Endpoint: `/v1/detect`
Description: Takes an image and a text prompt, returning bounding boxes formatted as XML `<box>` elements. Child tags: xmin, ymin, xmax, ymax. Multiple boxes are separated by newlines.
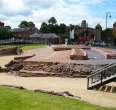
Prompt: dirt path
<box><xmin>0</xmin><ymin>55</ymin><xmax>17</xmax><ymax>68</ymax></box>
<box><xmin>0</xmin><ymin>73</ymin><xmax>116</xmax><ymax>108</ymax></box>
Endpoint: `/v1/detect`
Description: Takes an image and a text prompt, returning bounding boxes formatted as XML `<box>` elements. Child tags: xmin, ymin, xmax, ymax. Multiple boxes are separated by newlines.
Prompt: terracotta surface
<box><xmin>22</xmin><ymin>47</ymin><xmax>87</xmax><ymax>63</ymax></box>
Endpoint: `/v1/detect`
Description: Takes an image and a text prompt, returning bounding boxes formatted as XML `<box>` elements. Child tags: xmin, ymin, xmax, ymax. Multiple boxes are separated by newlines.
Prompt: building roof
<box><xmin>11</xmin><ymin>27</ymin><xmax>39</xmax><ymax>33</ymax></box>
<box><xmin>95</xmin><ymin>24</ymin><xmax>102</xmax><ymax>29</ymax></box>
<box><xmin>30</xmin><ymin>33</ymin><xmax>59</xmax><ymax>39</ymax></box>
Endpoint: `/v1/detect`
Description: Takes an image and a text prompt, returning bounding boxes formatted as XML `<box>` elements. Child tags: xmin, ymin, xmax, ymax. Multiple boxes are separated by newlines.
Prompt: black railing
<box><xmin>87</xmin><ymin>63</ymin><xmax>116</xmax><ymax>89</ymax></box>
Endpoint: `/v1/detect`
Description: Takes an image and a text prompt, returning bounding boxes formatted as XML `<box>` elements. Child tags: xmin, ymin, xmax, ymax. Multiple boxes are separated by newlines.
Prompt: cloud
<box><xmin>0</xmin><ymin>0</ymin><xmax>115</xmax><ymax>29</ymax></box>
<box><xmin>0</xmin><ymin>0</ymin><xmax>31</xmax><ymax>17</ymax></box>
<box><xmin>24</xmin><ymin>0</ymin><xmax>58</xmax><ymax>9</ymax></box>
<box><xmin>64</xmin><ymin>0</ymin><xmax>106</xmax><ymax>5</ymax></box>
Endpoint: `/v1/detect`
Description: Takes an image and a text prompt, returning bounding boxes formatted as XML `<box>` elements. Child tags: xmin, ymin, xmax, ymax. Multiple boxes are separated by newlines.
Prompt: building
<box><xmin>11</xmin><ymin>27</ymin><xmax>39</xmax><ymax>39</ymax></box>
<box><xmin>11</xmin><ymin>27</ymin><xmax>59</xmax><ymax>44</ymax></box>
<box><xmin>29</xmin><ymin>33</ymin><xmax>60</xmax><ymax>44</ymax></box>
<box><xmin>74</xmin><ymin>20</ymin><xmax>102</xmax><ymax>44</ymax></box>
<box><xmin>81</xmin><ymin>20</ymin><xmax>88</xmax><ymax>28</ymax></box>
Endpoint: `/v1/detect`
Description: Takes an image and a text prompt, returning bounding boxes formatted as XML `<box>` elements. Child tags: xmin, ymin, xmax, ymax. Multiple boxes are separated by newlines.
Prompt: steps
<box><xmin>87</xmin><ymin>63</ymin><xmax>116</xmax><ymax>89</ymax></box>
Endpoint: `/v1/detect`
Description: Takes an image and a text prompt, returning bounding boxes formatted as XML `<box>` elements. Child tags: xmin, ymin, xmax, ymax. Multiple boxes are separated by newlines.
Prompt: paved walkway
<box><xmin>85</xmin><ymin>49</ymin><xmax>105</xmax><ymax>59</ymax></box>
<box><xmin>72</xmin><ymin>49</ymin><xmax>116</xmax><ymax>65</ymax></box>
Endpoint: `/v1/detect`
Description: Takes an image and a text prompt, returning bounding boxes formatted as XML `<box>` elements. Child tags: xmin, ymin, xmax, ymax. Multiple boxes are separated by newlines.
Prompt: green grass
<box><xmin>0</xmin><ymin>86</ymin><xmax>115</xmax><ymax>110</ymax></box>
<box><xmin>0</xmin><ymin>44</ymin><xmax>46</xmax><ymax>51</ymax></box>
<box><xmin>21</xmin><ymin>44</ymin><xmax>46</xmax><ymax>51</ymax></box>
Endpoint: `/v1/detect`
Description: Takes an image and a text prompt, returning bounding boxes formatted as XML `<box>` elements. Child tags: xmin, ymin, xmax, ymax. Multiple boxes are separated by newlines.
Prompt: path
<box><xmin>85</xmin><ymin>49</ymin><xmax>105</xmax><ymax>59</ymax></box>
<box><xmin>0</xmin><ymin>55</ymin><xmax>116</xmax><ymax>107</ymax></box>
<box><xmin>0</xmin><ymin>55</ymin><xmax>16</xmax><ymax>68</ymax></box>
<box><xmin>0</xmin><ymin>73</ymin><xmax>116</xmax><ymax>108</ymax></box>
<box><xmin>72</xmin><ymin>49</ymin><xmax>116</xmax><ymax>65</ymax></box>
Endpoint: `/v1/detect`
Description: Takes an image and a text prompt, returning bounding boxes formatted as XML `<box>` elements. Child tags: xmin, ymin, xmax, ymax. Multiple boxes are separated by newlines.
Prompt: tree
<box><xmin>18</xmin><ymin>21</ymin><xmax>35</xmax><ymax>28</ymax></box>
<box><xmin>18</xmin><ymin>21</ymin><xmax>28</xmax><ymax>28</ymax></box>
<box><xmin>0</xmin><ymin>28</ymin><xmax>12</xmax><ymax>40</ymax></box>
<box><xmin>5</xmin><ymin>26</ymin><xmax>11</xmax><ymax>30</ymax></box>
<box><xmin>59</xmin><ymin>23</ymin><xmax>67</xmax><ymax>34</ymax></box>
<box><xmin>28</xmin><ymin>21</ymin><xmax>35</xmax><ymax>28</ymax></box>
<box><xmin>40</xmin><ymin>22</ymin><xmax>49</xmax><ymax>33</ymax></box>
<box><xmin>102</xmin><ymin>29</ymin><xmax>115</xmax><ymax>44</ymax></box>
<box><xmin>48</xmin><ymin>17</ymin><xmax>57</xmax><ymax>25</ymax></box>
<box><xmin>40</xmin><ymin>17</ymin><xmax>69</xmax><ymax>42</ymax></box>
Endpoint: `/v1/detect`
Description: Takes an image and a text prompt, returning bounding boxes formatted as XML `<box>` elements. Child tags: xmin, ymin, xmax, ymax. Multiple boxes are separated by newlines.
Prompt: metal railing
<box><xmin>87</xmin><ymin>63</ymin><xmax>116</xmax><ymax>89</ymax></box>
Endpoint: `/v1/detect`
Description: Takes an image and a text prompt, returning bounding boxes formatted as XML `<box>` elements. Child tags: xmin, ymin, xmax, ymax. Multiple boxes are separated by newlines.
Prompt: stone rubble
<box><xmin>5</xmin><ymin>57</ymin><xmax>105</xmax><ymax>77</ymax></box>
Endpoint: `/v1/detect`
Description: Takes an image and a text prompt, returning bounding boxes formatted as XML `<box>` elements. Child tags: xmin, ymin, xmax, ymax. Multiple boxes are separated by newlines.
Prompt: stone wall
<box><xmin>92</xmin><ymin>47</ymin><xmax>116</xmax><ymax>59</ymax></box>
<box><xmin>0</xmin><ymin>47</ymin><xmax>22</xmax><ymax>56</ymax></box>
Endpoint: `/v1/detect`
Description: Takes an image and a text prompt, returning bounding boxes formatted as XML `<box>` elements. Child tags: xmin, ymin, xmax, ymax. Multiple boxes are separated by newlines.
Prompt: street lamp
<box><xmin>106</xmin><ymin>12</ymin><xmax>111</xmax><ymax>29</ymax></box>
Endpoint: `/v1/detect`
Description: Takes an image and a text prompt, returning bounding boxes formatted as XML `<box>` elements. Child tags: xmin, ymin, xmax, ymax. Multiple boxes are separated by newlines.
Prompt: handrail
<box><xmin>87</xmin><ymin>63</ymin><xmax>116</xmax><ymax>78</ymax></box>
<box><xmin>87</xmin><ymin>63</ymin><xmax>116</xmax><ymax>89</ymax></box>
<box><xmin>91</xmin><ymin>63</ymin><xmax>114</xmax><ymax>74</ymax></box>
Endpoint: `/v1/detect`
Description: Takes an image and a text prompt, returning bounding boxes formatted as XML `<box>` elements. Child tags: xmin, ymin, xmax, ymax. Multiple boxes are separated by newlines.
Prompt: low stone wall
<box><xmin>52</xmin><ymin>45</ymin><xmax>91</xmax><ymax>50</ymax></box>
<box><xmin>5</xmin><ymin>50</ymin><xmax>103</xmax><ymax>78</ymax></box>
<box><xmin>52</xmin><ymin>46</ymin><xmax>71</xmax><ymax>51</ymax></box>
<box><xmin>6</xmin><ymin>59</ymin><xmax>103</xmax><ymax>78</ymax></box>
<box><xmin>92</xmin><ymin>48</ymin><xmax>116</xmax><ymax>59</ymax></box>
<box><xmin>0</xmin><ymin>47</ymin><xmax>22</xmax><ymax>56</ymax></box>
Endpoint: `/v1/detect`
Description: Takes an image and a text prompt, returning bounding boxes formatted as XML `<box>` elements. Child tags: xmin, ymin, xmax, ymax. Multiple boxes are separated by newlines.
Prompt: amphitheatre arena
<box><xmin>0</xmin><ymin>45</ymin><xmax>116</xmax><ymax>108</ymax></box>
<box><xmin>5</xmin><ymin>45</ymin><xmax>116</xmax><ymax>77</ymax></box>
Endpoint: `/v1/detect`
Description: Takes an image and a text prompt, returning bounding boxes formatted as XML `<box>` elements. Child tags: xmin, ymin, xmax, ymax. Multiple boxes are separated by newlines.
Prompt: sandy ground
<box><xmin>0</xmin><ymin>56</ymin><xmax>116</xmax><ymax>108</ymax></box>
<box><xmin>0</xmin><ymin>73</ymin><xmax>116</xmax><ymax>108</ymax></box>
<box><xmin>0</xmin><ymin>55</ymin><xmax>17</xmax><ymax>68</ymax></box>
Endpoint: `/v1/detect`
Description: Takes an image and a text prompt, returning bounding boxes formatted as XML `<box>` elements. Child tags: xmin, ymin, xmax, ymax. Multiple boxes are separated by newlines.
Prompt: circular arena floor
<box><xmin>21</xmin><ymin>46</ymin><xmax>116</xmax><ymax>65</ymax></box>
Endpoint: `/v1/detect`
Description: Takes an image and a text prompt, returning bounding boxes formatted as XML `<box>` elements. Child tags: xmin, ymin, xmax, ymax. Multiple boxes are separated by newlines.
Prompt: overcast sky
<box><xmin>0</xmin><ymin>0</ymin><xmax>116</xmax><ymax>29</ymax></box>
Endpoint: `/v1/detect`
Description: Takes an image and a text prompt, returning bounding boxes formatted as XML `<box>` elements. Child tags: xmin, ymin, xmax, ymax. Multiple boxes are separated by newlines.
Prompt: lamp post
<box><xmin>106</xmin><ymin>12</ymin><xmax>111</xmax><ymax>29</ymax></box>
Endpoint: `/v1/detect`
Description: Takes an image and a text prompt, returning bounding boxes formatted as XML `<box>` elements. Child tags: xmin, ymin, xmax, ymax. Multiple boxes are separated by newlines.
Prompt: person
<box><xmin>70</xmin><ymin>27</ymin><xmax>75</xmax><ymax>44</ymax></box>
<box><xmin>65</xmin><ymin>38</ymin><xmax>68</xmax><ymax>45</ymax></box>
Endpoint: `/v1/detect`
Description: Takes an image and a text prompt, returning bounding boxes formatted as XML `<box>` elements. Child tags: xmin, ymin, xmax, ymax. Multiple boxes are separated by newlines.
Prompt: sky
<box><xmin>0</xmin><ymin>0</ymin><xmax>116</xmax><ymax>29</ymax></box>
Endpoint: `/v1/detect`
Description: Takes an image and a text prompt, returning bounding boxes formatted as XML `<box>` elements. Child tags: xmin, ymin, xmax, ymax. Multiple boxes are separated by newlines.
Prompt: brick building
<box><xmin>11</xmin><ymin>27</ymin><xmax>39</xmax><ymax>39</ymax></box>
<box><xmin>74</xmin><ymin>20</ymin><xmax>102</xmax><ymax>44</ymax></box>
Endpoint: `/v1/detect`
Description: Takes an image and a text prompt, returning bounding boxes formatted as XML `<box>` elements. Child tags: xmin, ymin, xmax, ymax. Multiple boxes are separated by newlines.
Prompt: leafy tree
<box><xmin>70</xmin><ymin>24</ymin><xmax>75</xmax><ymax>31</ymax></box>
<box><xmin>0</xmin><ymin>28</ymin><xmax>12</xmax><ymax>40</ymax></box>
<box><xmin>48</xmin><ymin>17</ymin><xmax>57</xmax><ymax>25</ymax></box>
<box><xmin>102</xmin><ymin>29</ymin><xmax>115</xmax><ymax>43</ymax></box>
<box><xmin>18</xmin><ymin>21</ymin><xmax>35</xmax><ymax>28</ymax></box>
<box><xmin>18</xmin><ymin>21</ymin><xmax>28</xmax><ymax>28</ymax></box>
<box><xmin>40</xmin><ymin>22</ymin><xmax>49</xmax><ymax>33</ymax></box>
<box><xmin>40</xmin><ymin>17</ymin><xmax>69</xmax><ymax>42</ymax></box>
<box><xmin>28</xmin><ymin>21</ymin><xmax>35</xmax><ymax>28</ymax></box>
<box><xmin>4</xmin><ymin>26</ymin><xmax>11</xmax><ymax>30</ymax></box>
<box><xmin>59</xmin><ymin>23</ymin><xmax>67</xmax><ymax>34</ymax></box>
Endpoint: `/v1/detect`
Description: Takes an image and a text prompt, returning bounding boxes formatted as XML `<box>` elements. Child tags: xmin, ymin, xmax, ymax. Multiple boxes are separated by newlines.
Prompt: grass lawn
<box><xmin>0</xmin><ymin>86</ymin><xmax>115</xmax><ymax>110</ymax></box>
<box><xmin>0</xmin><ymin>44</ymin><xmax>46</xmax><ymax>51</ymax></box>
<box><xmin>21</xmin><ymin>44</ymin><xmax>46</xmax><ymax>51</ymax></box>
